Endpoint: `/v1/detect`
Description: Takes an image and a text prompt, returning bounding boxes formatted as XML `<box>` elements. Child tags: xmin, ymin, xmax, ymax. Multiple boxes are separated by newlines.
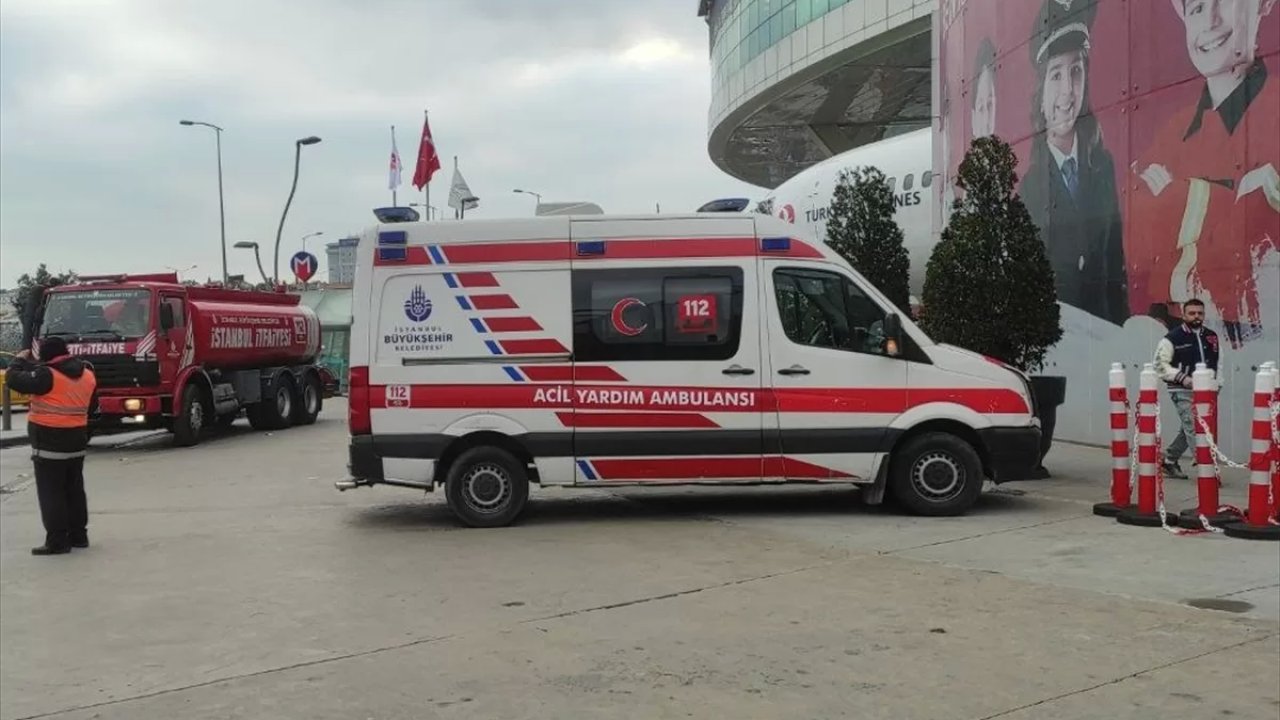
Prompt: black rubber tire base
<box><xmin>1175</xmin><ymin>508</ymin><xmax>1242</xmax><ymax>530</ymax></box>
<box><xmin>1221</xmin><ymin>522</ymin><xmax>1280</xmax><ymax>541</ymax></box>
<box><xmin>1116</xmin><ymin>508</ymin><xmax>1172</xmax><ymax>527</ymax></box>
<box><xmin>1092</xmin><ymin>502</ymin><xmax>1128</xmax><ymax>517</ymax></box>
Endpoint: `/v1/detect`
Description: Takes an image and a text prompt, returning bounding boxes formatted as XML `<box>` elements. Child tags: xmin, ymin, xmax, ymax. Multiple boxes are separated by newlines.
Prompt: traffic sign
<box><xmin>291</xmin><ymin>251</ymin><xmax>318</xmax><ymax>283</ymax></box>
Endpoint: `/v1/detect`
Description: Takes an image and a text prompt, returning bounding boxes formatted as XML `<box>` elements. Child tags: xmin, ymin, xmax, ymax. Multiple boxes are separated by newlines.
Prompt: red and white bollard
<box><xmin>1223</xmin><ymin>366</ymin><xmax>1280</xmax><ymax>541</ymax></box>
<box><xmin>1118</xmin><ymin>364</ymin><xmax>1167</xmax><ymax>527</ymax></box>
<box><xmin>1267</xmin><ymin>363</ymin><xmax>1279</xmax><ymax>523</ymax></box>
<box><xmin>1177</xmin><ymin>363</ymin><xmax>1236</xmax><ymax>528</ymax></box>
<box><xmin>1094</xmin><ymin>362</ymin><xmax>1132</xmax><ymax>517</ymax></box>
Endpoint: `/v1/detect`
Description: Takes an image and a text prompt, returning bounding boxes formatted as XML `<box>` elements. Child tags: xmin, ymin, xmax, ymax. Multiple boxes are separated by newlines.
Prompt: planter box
<box><xmin>1026</xmin><ymin>375</ymin><xmax>1067</xmax><ymax>479</ymax></box>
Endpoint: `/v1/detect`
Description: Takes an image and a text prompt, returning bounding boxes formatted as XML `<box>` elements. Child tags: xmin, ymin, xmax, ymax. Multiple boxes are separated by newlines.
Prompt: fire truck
<box><xmin>24</xmin><ymin>272</ymin><xmax>331</xmax><ymax>446</ymax></box>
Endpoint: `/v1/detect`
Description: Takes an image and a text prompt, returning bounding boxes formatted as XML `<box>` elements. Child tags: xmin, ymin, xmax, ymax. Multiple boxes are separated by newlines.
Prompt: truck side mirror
<box><xmin>160</xmin><ymin>304</ymin><xmax>175</xmax><ymax>331</ymax></box>
<box><xmin>883</xmin><ymin>313</ymin><xmax>903</xmax><ymax>357</ymax></box>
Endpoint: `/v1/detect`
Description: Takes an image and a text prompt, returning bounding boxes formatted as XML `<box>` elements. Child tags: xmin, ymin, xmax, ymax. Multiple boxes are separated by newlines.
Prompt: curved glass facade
<box><xmin>707</xmin><ymin>0</ymin><xmax>853</xmax><ymax>84</ymax></box>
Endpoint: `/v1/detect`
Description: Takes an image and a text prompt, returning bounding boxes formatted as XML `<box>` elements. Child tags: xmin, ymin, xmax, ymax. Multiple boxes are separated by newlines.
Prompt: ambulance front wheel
<box><xmin>444</xmin><ymin>447</ymin><xmax>529</xmax><ymax>528</ymax></box>
<box><xmin>889</xmin><ymin>432</ymin><xmax>983</xmax><ymax>516</ymax></box>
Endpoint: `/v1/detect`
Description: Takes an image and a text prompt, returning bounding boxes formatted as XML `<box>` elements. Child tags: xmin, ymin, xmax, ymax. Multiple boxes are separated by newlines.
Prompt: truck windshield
<box><xmin>41</xmin><ymin>289</ymin><xmax>152</xmax><ymax>339</ymax></box>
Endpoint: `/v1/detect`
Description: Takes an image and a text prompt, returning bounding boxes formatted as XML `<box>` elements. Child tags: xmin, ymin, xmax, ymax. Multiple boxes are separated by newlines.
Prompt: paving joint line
<box><xmin>1218</xmin><ymin>582</ymin><xmax>1280</xmax><ymax>599</ymax></box>
<box><xmin>879</xmin><ymin>513</ymin><xmax>1089</xmax><ymax>555</ymax></box>
<box><xmin>972</xmin><ymin>632</ymin><xmax>1279</xmax><ymax>720</ymax></box>
<box><xmin>523</xmin><ymin>562</ymin><xmax>833</xmax><ymax>624</ymax></box>
<box><xmin>11</xmin><ymin>633</ymin><xmax>456</xmax><ymax>720</ymax></box>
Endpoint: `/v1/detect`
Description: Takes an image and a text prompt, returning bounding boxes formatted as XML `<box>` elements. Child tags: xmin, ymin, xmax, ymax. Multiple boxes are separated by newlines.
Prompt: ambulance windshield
<box><xmin>42</xmin><ymin>289</ymin><xmax>152</xmax><ymax>339</ymax></box>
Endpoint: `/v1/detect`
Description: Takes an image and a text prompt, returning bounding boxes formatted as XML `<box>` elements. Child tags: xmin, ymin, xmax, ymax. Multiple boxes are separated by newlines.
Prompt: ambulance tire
<box><xmin>889</xmin><ymin>433</ymin><xmax>983</xmax><ymax>516</ymax></box>
<box><xmin>444</xmin><ymin>447</ymin><xmax>529</xmax><ymax>528</ymax></box>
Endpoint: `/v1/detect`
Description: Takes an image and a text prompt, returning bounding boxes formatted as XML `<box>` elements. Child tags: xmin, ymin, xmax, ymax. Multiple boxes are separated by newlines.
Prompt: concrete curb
<box><xmin>0</xmin><ymin>434</ymin><xmax>30</xmax><ymax>450</ymax></box>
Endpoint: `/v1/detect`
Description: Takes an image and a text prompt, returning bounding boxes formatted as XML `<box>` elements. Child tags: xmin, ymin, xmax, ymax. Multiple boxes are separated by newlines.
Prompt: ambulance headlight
<box><xmin>123</xmin><ymin>398</ymin><xmax>143</xmax><ymax>412</ymax></box>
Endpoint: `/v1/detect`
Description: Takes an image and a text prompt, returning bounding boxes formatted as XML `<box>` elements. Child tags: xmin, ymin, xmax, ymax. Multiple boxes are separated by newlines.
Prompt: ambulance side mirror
<box><xmin>160</xmin><ymin>304</ymin><xmax>175</xmax><ymax>331</ymax></box>
<box><xmin>882</xmin><ymin>313</ymin><xmax>903</xmax><ymax>357</ymax></box>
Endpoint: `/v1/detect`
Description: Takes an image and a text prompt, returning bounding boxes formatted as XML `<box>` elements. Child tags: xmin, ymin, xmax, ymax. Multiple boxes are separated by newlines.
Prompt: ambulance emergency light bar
<box><xmin>373</xmin><ymin>206</ymin><xmax>420</xmax><ymax>224</ymax></box>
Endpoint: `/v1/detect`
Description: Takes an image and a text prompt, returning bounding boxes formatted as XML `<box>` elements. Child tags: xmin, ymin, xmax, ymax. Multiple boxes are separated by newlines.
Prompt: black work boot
<box><xmin>70</xmin><ymin>534</ymin><xmax>89</xmax><ymax>549</ymax></box>
<box><xmin>31</xmin><ymin>545</ymin><xmax>71</xmax><ymax>556</ymax></box>
<box><xmin>1161</xmin><ymin>460</ymin><xmax>1187</xmax><ymax>479</ymax></box>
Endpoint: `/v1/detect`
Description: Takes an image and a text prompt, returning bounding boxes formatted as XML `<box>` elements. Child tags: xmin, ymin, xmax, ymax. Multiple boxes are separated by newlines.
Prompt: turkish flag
<box><xmin>412</xmin><ymin>113</ymin><xmax>441</xmax><ymax>190</ymax></box>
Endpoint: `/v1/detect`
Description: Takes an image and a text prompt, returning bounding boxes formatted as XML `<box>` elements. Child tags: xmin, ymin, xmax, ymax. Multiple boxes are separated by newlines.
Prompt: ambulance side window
<box><xmin>572</xmin><ymin>266</ymin><xmax>744</xmax><ymax>362</ymax></box>
<box><xmin>773</xmin><ymin>268</ymin><xmax>891</xmax><ymax>357</ymax></box>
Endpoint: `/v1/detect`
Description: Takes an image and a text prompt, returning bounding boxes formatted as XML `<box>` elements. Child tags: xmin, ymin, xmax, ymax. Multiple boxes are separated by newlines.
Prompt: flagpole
<box><xmin>430</xmin><ymin>108</ymin><xmax>435</xmax><ymax>219</ymax></box>
<box><xmin>454</xmin><ymin>155</ymin><xmax>461</xmax><ymax>219</ymax></box>
<box><xmin>390</xmin><ymin>125</ymin><xmax>398</xmax><ymax>206</ymax></box>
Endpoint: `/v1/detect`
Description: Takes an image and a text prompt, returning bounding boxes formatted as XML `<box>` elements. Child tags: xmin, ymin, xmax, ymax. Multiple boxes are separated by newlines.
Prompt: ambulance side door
<box><xmin>568</xmin><ymin>218</ymin><xmax>765</xmax><ymax>484</ymax></box>
<box><xmin>761</xmin><ymin>261</ymin><xmax>908</xmax><ymax>481</ymax></box>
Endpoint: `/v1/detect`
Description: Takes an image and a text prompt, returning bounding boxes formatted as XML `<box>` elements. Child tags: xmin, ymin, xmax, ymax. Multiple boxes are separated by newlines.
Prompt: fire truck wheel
<box><xmin>444</xmin><ymin>447</ymin><xmax>529</xmax><ymax>528</ymax></box>
<box><xmin>888</xmin><ymin>432</ymin><xmax>983</xmax><ymax>516</ymax></box>
<box><xmin>172</xmin><ymin>385</ymin><xmax>208</xmax><ymax>447</ymax></box>
<box><xmin>292</xmin><ymin>373</ymin><xmax>323</xmax><ymax>426</ymax></box>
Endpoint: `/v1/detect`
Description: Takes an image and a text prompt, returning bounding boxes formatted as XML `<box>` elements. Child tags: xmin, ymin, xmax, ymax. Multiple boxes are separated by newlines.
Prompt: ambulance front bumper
<box><xmin>977</xmin><ymin>426</ymin><xmax>1042</xmax><ymax>483</ymax></box>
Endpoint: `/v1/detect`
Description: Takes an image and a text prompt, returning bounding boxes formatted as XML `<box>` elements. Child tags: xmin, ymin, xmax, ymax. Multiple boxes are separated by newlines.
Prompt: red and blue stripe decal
<box><xmin>374</xmin><ymin>237</ymin><xmax>825</xmax><ymax>266</ymax></box>
<box><xmin>575</xmin><ymin>457</ymin><xmax>854</xmax><ymax>481</ymax></box>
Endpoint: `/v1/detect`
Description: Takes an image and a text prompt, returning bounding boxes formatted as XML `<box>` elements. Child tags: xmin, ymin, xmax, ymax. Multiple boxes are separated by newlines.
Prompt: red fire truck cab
<box><xmin>30</xmin><ymin>272</ymin><xmax>331</xmax><ymax>446</ymax></box>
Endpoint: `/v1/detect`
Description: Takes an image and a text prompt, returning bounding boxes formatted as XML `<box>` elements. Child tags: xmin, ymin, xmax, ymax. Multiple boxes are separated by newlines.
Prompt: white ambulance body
<box><xmin>341</xmin><ymin>213</ymin><xmax>1041</xmax><ymax>527</ymax></box>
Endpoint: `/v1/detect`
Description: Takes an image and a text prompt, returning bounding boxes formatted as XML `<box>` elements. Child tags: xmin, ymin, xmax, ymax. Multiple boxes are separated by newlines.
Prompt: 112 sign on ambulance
<box><xmin>339</xmin><ymin>213</ymin><xmax>1042</xmax><ymax>527</ymax></box>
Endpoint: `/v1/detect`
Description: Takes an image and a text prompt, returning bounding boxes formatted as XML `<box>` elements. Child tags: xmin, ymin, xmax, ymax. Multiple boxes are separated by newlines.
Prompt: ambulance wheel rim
<box><xmin>911</xmin><ymin>451</ymin><xmax>964</xmax><ymax>501</ymax></box>
<box><xmin>462</xmin><ymin>463</ymin><xmax>511</xmax><ymax>513</ymax></box>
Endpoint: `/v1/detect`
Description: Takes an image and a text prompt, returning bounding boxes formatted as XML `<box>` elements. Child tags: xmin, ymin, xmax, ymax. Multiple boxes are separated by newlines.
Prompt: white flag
<box><xmin>389</xmin><ymin>129</ymin><xmax>402</xmax><ymax>191</ymax></box>
<box><xmin>448</xmin><ymin>166</ymin><xmax>479</xmax><ymax>210</ymax></box>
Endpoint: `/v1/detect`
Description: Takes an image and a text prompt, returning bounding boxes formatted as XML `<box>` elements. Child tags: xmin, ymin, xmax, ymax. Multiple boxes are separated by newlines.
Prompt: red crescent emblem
<box><xmin>610</xmin><ymin>297</ymin><xmax>648</xmax><ymax>337</ymax></box>
<box><xmin>779</xmin><ymin>204</ymin><xmax>795</xmax><ymax>223</ymax></box>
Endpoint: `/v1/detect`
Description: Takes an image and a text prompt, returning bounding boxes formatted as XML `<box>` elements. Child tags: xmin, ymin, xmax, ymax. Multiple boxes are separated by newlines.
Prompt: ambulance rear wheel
<box><xmin>445</xmin><ymin>447</ymin><xmax>529</xmax><ymax>528</ymax></box>
<box><xmin>889</xmin><ymin>433</ymin><xmax>983</xmax><ymax>516</ymax></box>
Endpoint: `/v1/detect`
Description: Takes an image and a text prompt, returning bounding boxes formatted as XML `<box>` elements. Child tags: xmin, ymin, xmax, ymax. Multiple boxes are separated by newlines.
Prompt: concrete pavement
<box><xmin>2</xmin><ymin>400</ymin><xmax>1277</xmax><ymax>719</ymax></box>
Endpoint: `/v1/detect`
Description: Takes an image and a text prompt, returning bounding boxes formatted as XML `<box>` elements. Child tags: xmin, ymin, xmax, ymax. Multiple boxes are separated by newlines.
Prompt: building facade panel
<box><xmin>937</xmin><ymin>0</ymin><xmax>1280</xmax><ymax>453</ymax></box>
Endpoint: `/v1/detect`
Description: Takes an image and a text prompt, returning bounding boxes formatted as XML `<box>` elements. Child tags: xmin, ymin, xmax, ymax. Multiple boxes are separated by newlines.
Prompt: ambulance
<box><xmin>339</xmin><ymin>213</ymin><xmax>1042</xmax><ymax>527</ymax></box>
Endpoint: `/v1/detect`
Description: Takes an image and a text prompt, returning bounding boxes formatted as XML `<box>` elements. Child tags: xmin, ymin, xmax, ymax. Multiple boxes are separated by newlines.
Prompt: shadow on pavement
<box><xmin>344</xmin><ymin>484</ymin><xmax>1043</xmax><ymax>531</ymax></box>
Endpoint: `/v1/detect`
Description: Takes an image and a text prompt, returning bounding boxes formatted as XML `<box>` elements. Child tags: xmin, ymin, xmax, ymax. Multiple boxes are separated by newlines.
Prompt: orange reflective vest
<box><xmin>28</xmin><ymin>367</ymin><xmax>97</xmax><ymax>429</ymax></box>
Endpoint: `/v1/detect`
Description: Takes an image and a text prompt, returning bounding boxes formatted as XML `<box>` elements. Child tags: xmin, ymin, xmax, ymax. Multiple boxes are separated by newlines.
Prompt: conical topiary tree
<box><xmin>921</xmin><ymin>136</ymin><xmax>1062</xmax><ymax>373</ymax></box>
<box><xmin>825</xmin><ymin>166</ymin><xmax>912</xmax><ymax>315</ymax></box>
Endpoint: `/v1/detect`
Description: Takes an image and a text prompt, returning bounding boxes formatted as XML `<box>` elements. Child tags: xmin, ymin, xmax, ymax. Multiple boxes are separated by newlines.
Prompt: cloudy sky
<box><xmin>0</xmin><ymin>0</ymin><xmax>760</xmax><ymax>286</ymax></box>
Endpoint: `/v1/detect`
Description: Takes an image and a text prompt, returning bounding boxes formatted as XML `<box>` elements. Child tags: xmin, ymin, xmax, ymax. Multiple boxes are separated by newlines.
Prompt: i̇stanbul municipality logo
<box><xmin>404</xmin><ymin>285</ymin><xmax>433</xmax><ymax>323</ymax></box>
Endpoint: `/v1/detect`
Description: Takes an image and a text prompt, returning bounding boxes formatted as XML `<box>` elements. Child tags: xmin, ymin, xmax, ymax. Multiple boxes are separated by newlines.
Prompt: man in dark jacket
<box><xmin>1154</xmin><ymin>299</ymin><xmax>1220</xmax><ymax>480</ymax></box>
<box><xmin>6</xmin><ymin>336</ymin><xmax>98</xmax><ymax>555</ymax></box>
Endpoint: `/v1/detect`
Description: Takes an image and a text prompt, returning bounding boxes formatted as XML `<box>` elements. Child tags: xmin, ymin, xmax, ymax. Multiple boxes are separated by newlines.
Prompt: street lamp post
<box><xmin>234</xmin><ymin>241</ymin><xmax>270</xmax><ymax>286</ymax></box>
<box><xmin>301</xmin><ymin>231</ymin><xmax>324</xmax><ymax>253</ymax></box>
<box><xmin>273</xmin><ymin>136</ymin><xmax>322</xmax><ymax>283</ymax></box>
<box><xmin>513</xmin><ymin>188</ymin><xmax>541</xmax><ymax>214</ymax></box>
<box><xmin>180</xmin><ymin>120</ymin><xmax>228</xmax><ymax>284</ymax></box>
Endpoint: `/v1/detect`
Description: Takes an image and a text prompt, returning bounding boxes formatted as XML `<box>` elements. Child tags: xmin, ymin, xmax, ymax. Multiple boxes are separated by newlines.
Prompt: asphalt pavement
<box><xmin>1</xmin><ymin>400</ymin><xmax>1277</xmax><ymax>719</ymax></box>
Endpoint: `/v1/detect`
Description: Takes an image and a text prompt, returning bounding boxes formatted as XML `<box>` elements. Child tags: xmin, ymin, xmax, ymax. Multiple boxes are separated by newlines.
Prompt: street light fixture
<box><xmin>301</xmin><ymin>231</ymin><xmax>324</xmax><ymax>253</ymax></box>
<box><xmin>409</xmin><ymin>202</ymin><xmax>438</xmax><ymax>220</ymax></box>
<box><xmin>233</xmin><ymin>241</ymin><xmax>270</xmax><ymax>286</ymax></box>
<box><xmin>180</xmin><ymin>119</ymin><xmax>228</xmax><ymax>285</ymax></box>
<box><xmin>513</xmin><ymin>188</ymin><xmax>541</xmax><ymax>214</ymax></box>
<box><xmin>273</xmin><ymin>135</ymin><xmax>322</xmax><ymax>283</ymax></box>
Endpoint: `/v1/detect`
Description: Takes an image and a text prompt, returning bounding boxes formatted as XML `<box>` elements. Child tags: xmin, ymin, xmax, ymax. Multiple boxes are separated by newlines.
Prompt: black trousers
<box><xmin>34</xmin><ymin>456</ymin><xmax>88</xmax><ymax>549</ymax></box>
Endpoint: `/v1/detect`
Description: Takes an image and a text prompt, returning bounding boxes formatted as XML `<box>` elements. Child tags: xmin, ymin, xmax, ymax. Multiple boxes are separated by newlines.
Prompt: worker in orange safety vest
<box><xmin>6</xmin><ymin>336</ymin><xmax>98</xmax><ymax>555</ymax></box>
